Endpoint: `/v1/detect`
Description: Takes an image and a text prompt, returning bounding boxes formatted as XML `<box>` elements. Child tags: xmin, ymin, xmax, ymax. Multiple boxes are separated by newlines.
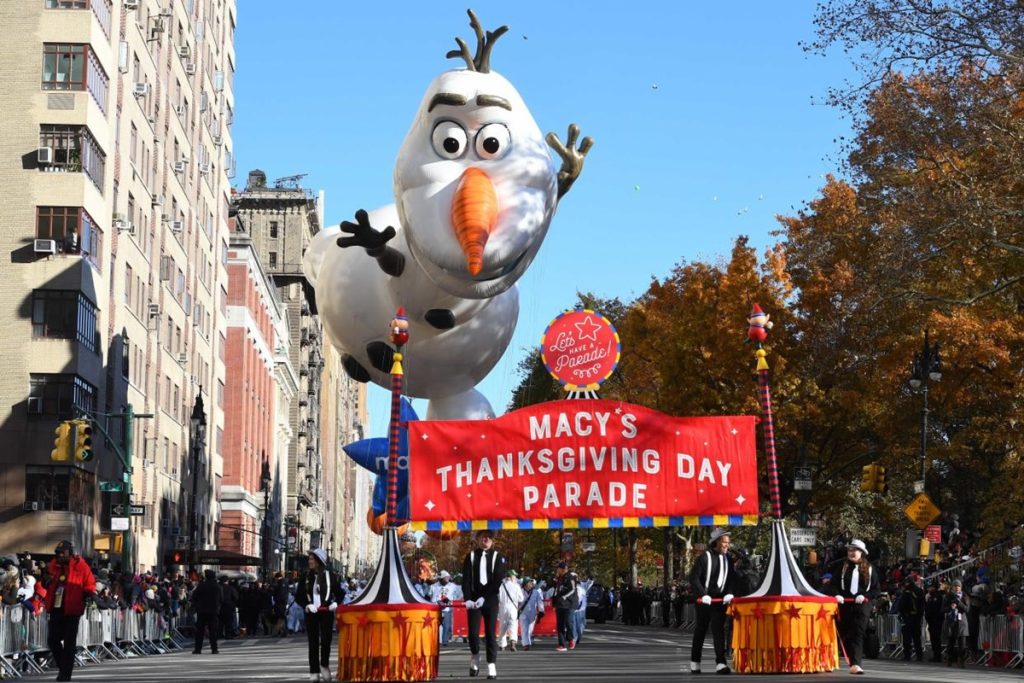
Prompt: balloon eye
<box><xmin>475</xmin><ymin>123</ymin><xmax>510</xmax><ymax>160</ymax></box>
<box><xmin>431</xmin><ymin>122</ymin><xmax>468</xmax><ymax>160</ymax></box>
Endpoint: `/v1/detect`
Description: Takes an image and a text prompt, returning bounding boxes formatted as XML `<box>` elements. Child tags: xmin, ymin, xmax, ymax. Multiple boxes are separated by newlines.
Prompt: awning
<box><xmin>166</xmin><ymin>548</ymin><xmax>263</xmax><ymax>566</ymax></box>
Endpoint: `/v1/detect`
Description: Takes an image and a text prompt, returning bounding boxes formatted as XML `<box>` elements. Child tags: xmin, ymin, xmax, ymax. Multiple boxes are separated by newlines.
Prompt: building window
<box><xmin>29</xmin><ymin>374</ymin><xmax>96</xmax><ymax>418</ymax></box>
<box><xmin>41</xmin><ymin>43</ymin><xmax>108</xmax><ymax>112</ymax></box>
<box><xmin>268</xmin><ymin>251</ymin><xmax>277</xmax><ymax>269</ymax></box>
<box><xmin>39</xmin><ymin>124</ymin><xmax>106</xmax><ymax>190</ymax></box>
<box><xmin>31</xmin><ymin>290</ymin><xmax>98</xmax><ymax>353</ymax></box>
<box><xmin>36</xmin><ymin>206</ymin><xmax>103</xmax><ymax>270</ymax></box>
<box><xmin>269</xmin><ymin>221</ymin><xmax>278</xmax><ymax>239</ymax></box>
<box><xmin>25</xmin><ymin>465</ymin><xmax>95</xmax><ymax>514</ymax></box>
<box><xmin>45</xmin><ymin>0</ymin><xmax>88</xmax><ymax>7</ymax></box>
<box><xmin>121</xmin><ymin>337</ymin><xmax>130</xmax><ymax>380</ymax></box>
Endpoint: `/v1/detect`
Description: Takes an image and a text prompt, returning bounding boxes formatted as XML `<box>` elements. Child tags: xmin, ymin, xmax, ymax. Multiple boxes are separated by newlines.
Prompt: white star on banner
<box><xmin>421</xmin><ymin>433</ymin><xmax>429</xmax><ymax>439</ymax></box>
<box><xmin>424</xmin><ymin>500</ymin><xmax>436</xmax><ymax>511</ymax></box>
<box><xmin>615</xmin><ymin>407</ymin><xmax>622</xmax><ymax>415</ymax></box>
<box><xmin>480</xmin><ymin>434</ymin><xmax>486</xmax><ymax>439</ymax></box>
<box><xmin>736</xmin><ymin>495</ymin><xmax>746</xmax><ymax>505</ymax></box>
<box><xmin>574</xmin><ymin>316</ymin><xmax>602</xmax><ymax>341</ymax></box>
<box><xmin>731</xmin><ymin>428</ymin><xmax>738</xmax><ymax>435</ymax></box>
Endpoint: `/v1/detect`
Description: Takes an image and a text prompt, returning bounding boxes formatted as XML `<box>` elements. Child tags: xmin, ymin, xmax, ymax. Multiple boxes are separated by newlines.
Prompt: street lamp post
<box><xmin>909</xmin><ymin>330</ymin><xmax>942</xmax><ymax>487</ymax></box>
<box><xmin>189</xmin><ymin>392</ymin><xmax>207</xmax><ymax>576</ymax></box>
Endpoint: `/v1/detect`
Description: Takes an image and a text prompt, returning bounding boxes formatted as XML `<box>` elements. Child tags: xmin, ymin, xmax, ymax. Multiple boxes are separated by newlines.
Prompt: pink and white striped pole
<box><xmin>386</xmin><ymin>307</ymin><xmax>409</xmax><ymax>527</ymax></box>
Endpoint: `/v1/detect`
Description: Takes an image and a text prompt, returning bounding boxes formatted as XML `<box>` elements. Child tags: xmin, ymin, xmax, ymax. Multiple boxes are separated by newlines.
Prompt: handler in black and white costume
<box><xmin>833</xmin><ymin>539</ymin><xmax>880</xmax><ymax>675</ymax></box>
<box><xmin>461</xmin><ymin>529</ymin><xmax>508</xmax><ymax>680</ymax></box>
<box><xmin>689</xmin><ymin>527</ymin><xmax>735</xmax><ymax>674</ymax></box>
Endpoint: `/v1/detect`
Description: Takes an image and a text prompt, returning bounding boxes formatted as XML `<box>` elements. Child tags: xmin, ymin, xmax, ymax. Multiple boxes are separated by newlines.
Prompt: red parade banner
<box><xmin>408</xmin><ymin>399</ymin><xmax>759</xmax><ymax>526</ymax></box>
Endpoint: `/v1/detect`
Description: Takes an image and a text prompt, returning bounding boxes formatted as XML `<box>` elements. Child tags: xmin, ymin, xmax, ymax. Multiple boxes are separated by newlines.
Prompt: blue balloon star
<box><xmin>343</xmin><ymin>398</ymin><xmax>418</xmax><ymax>518</ymax></box>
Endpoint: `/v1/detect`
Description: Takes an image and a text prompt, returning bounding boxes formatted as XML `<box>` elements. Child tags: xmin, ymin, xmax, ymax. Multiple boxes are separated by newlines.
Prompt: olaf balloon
<box><xmin>303</xmin><ymin>9</ymin><xmax>592</xmax><ymax>419</ymax></box>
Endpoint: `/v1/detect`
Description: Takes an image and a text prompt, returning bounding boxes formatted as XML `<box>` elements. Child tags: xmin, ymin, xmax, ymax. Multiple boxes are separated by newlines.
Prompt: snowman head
<box><xmin>394</xmin><ymin>12</ymin><xmax>558</xmax><ymax>300</ymax></box>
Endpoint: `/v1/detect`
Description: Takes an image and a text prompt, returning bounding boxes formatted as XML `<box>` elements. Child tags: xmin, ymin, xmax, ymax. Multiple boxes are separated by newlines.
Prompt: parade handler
<box><xmin>689</xmin><ymin>528</ymin><xmax>735</xmax><ymax>674</ymax></box>
<box><xmin>44</xmin><ymin>540</ymin><xmax>95</xmax><ymax>682</ymax></box>
<box><xmin>461</xmin><ymin>529</ymin><xmax>507</xmax><ymax>679</ymax></box>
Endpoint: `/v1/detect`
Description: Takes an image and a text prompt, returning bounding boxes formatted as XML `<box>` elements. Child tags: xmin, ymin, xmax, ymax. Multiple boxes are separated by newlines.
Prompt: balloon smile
<box><xmin>470</xmin><ymin>247</ymin><xmax>529</xmax><ymax>282</ymax></box>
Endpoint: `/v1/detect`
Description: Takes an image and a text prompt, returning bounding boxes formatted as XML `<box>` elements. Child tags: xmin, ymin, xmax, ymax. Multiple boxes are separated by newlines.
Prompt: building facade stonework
<box><xmin>0</xmin><ymin>0</ymin><xmax>236</xmax><ymax>571</ymax></box>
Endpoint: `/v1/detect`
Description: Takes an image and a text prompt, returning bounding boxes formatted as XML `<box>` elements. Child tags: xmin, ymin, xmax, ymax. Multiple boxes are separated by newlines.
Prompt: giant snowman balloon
<box><xmin>303</xmin><ymin>10</ymin><xmax>592</xmax><ymax>420</ymax></box>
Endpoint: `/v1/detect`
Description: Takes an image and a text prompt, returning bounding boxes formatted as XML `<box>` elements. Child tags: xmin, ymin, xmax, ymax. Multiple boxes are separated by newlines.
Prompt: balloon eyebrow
<box><xmin>428</xmin><ymin>92</ymin><xmax>468</xmax><ymax>112</ymax></box>
<box><xmin>476</xmin><ymin>94</ymin><xmax>511</xmax><ymax>110</ymax></box>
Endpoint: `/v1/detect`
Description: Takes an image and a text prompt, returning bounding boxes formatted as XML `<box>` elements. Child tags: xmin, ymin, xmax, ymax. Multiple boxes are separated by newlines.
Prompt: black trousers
<box><xmin>555</xmin><ymin>607</ymin><xmax>574</xmax><ymax>647</ymax></box>
<box><xmin>927</xmin><ymin>619</ymin><xmax>944</xmax><ymax>660</ymax></box>
<box><xmin>194</xmin><ymin>613</ymin><xmax>219</xmax><ymax>653</ymax></box>
<box><xmin>838</xmin><ymin>603</ymin><xmax>871</xmax><ymax>666</ymax></box>
<box><xmin>691</xmin><ymin>603</ymin><xmax>727</xmax><ymax>664</ymax></box>
<box><xmin>467</xmin><ymin>599</ymin><xmax>499</xmax><ymax>664</ymax></box>
<box><xmin>305</xmin><ymin>611</ymin><xmax>334</xmax><ymax>673</ymax></box>
<box><xmin>47</xmin><ymin>610</ymin><xmax>81</xmax><ymax>680</ymax></box>
<box><xmin>901</xmin><ymin>615</ymin><xmax>923</xmax><ymax>659</ymax></box>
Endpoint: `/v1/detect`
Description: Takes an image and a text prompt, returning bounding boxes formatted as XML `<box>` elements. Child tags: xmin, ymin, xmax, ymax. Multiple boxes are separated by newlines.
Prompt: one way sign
<box><xmin>112</xmin><ymin>504</ymin><xmax>146</xmax><ymax>516</ymax></box>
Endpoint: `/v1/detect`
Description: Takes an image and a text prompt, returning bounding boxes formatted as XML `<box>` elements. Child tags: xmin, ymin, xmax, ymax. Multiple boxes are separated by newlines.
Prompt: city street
<box><xmin>20</xmin><ymin>623</ymin><xmax>1024</xmax><ymax>682</ymax></box>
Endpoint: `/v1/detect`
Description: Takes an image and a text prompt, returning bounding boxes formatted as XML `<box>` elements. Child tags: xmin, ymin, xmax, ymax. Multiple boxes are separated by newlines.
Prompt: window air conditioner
<box><xmin>113</xmin><ymin>212</ymin><xmax>127</xmax><ymax>223</ymax></box>
<box><xmin>133</xmin><ymin>82</ymin><xmax>150</xmax><ymax>96</ymax></box>
<box><xmin>177</xmin><ymin>45</ymin><xmax>191</xmax><ymax>59</ymax></box>
<box><xmin>124</xmin><ymin>0</ymin><xmax>138</xmax><ymax>9</ymax></box>
<box><xmin>159</xmin><ymin>7</ymin><xmax>173</xmax><ymax>17</ymax></box>
<box><xmin>152</xmin><ymin>193</ymin><xmax>164</xmax><ymax>206</ymax></box>
<box><xmin>171</xmin><ymin>220</ymin><xmax>183</xmax><ymax>233</ymax></box>
<box><xmin>148</xmin><ymin>303</ymin><xmax>161</xmax><ymax>317</ymax></box>
<box><xmin>174</xmin><ymin>104</ymin><xmax>185</xmax><ymax>116</ymax></box>
<box><xmin>37</xmin><ymin>146</ymin><xmax>53</xmax><ymax>165</ymax></box>
<box><xmin>184</xmin><ymin>63</ymin><xmax>196</xmax><ymax>75</ymax></box>
<box><xmin>173</xmin><ymin>160</ymin><xmax>187</xmax><ymax>173</ymax></box>
<box><xmin>178</xmin><ymin>353</ymin><xmax>188</xmax><ymax>364</ymax></box>
<box><xmin>23</xmin><ymin>501</ymin><xmax>40</xmax><ymax>512</ymax></box>
<box><xmin>33</xmin><ymin>239</ymin><xmax>57</xmax><ymax>254</ymax></box>
<box><xmin>199</xmin><ymin>163</ymin><xmax>210</xmax><ymax>175</ymax></box>
<box><xmin>151</xmin><ymin>18</ymin><xmax>166</xmax><ymax>34</ymax></box>
<box><xmin>123</xmin><ymin>222</ymin><xmax>136</xmax><ymax>236</ymax></box>
<box><xmin>27</xmin><ymin>397</ymin><xmax>44</xmax><ymax>414</ymax></box>
<box><xmin>212</xmin><ymin>135</ymin><xmax>223</xmax><ymax>147</ymax></box>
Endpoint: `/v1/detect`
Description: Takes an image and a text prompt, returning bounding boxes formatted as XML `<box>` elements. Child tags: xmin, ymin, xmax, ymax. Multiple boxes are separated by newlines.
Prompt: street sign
<box><xmin>924</xmin><ymin>524</ymin><xmax>942</xmax><ymax>543</ymax></box>
<box><xmin>904</xmin><ymin>492</ymin><xmax>941</xmax><ymax>529</ymax></box>
<box><xmin>111</xmin><ymin>517</ymin><xmax>129</xmax><ymax>531</ymax></box>
<box><xmin>913</xmin><ymin>480</ymin><xmax>925</xmax><ymax>494</ymax></box>
<box><xmin>789</xmin><ymin>527</ymin><xmax>817</xmax><ymax>547</ymax></box>
<box><xmin>560</xmin><ymin>532</ymin><xmax>574</xmax><ymax>552</ymax></box>
<box><xmin>793</xmin><ymin>466</ymin><xmax>812</xmax><ymax>491</ymax></box>
<box><xmin>99</xmin><ymin>481</ymin><xmax>123</xmax><ymax>493</ymax></box>
<box><xmin>794</xmin><ymin>479</ymin><xmax>812</xmax><ymax>491</ymax></box>
<box><xmin>581</xmin><ymin>542</ymin><xmax>596</xmax><ymax>553</ymax></box>
<box><xmin>112</xmin><ymin>504</ymin><xmax>145</xmax><ymax>516</ymax></box>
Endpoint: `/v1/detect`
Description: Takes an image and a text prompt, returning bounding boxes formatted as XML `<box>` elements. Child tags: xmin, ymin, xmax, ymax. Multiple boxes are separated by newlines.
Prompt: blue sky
<box><xmin>232</xmin><ymin>2</ymin><xmax>855</xmax><ymax>435</ymax></box>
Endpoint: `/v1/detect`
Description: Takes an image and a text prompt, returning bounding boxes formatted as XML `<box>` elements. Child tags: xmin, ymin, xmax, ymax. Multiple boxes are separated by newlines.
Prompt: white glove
<box><xmin>475</xmin><ymin>598</ymin><xmax>485</xmax><ymax>609</ymax></box>
<box><xmin>306</xmin><ymin>604</ymin><xmax>317</xmax><ymax>613</ymax></box>
<box><xmin>835</xmin><ymin>595</ymin><xmax>845</xmax><ymax>605</ymax></box>
<box><xmin>467</xmin><ymin>598</ymin><xmax>480</xmax><ymax>610</ymax></box>
<box><xmin>328</xmin><ymin>602</ymin><xmax>338</xmax><ymax>612</ymax></box>
<box><xmin>700</xmin><ymin>595</ymin><xmax>712</xmax><ymax>606</ymax></box>
<box><xmin>723</xmin><ymin>594</ymin><xmax>734</xmax><ymax>605</ymax></box>
<box><xmin>855</xmin><ymin>595</ymin><xmax>866</xmax><ymax>605</ymax></box>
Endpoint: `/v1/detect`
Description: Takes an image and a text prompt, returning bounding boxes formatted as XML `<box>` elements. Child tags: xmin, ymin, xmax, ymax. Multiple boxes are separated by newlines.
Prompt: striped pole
<box><xmin>755</xmin><ymin>348</ymin><xmax>783</xmax><ymax>519</ymax></box>
<box><xmin>386</xmin><ymin>308</ymin><xmax>409</xmax><ymax>528</ymax></box>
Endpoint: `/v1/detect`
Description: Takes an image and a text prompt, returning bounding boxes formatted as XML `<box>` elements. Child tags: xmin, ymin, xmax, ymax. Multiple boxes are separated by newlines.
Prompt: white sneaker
<box><xmin>849</xmin><ymin>664</ymin><xmax>864</xmax><ymax>674</ymax></box>
<box><xmin>690</xmin><ymin>661</ymin><xmax>701</xmax><ymax>673</ymax></box>
<box><xmin>321</xmin><ymin>665</ymin><xmax>332</xmax><ymax>680</ymax></box>
<box><xmin>487</xmin><ymin>662</ymin><xmax>497</xmax><ymax>679</ymax></box>
<box><xmin>309</xmin><ymin>674</ymin><xmax>319</xmax><ymax>682</ymax></box>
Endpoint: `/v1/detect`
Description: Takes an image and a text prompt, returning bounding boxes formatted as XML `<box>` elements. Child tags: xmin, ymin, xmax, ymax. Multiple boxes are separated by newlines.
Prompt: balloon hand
<box><xmin>546</xmin><ymin>124</ymin><xmax>593</xmax><ymax>199</ymax></box>
<box><xmin>337</xmin><ymin>209</ymin><xmax>396</xmax><ymax>254</ymax></box>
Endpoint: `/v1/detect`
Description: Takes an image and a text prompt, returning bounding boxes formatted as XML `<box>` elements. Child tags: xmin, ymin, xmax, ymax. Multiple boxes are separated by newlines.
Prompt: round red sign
<box><xmin>541</xmin><ymin>309</ymin><xmax>621</xmax><ymax>391</ymax></box>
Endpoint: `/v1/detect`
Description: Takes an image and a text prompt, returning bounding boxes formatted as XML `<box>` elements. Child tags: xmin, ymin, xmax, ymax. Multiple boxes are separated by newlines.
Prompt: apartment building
<box><xmin>0</xmin><ymin>0</ymin><xmax>237</xmax><ymax>571</ymax></box>
<box><xmin>218</xmin><ymin>230</ymin><xmax>296</xmax><ymax>575</ymax></box>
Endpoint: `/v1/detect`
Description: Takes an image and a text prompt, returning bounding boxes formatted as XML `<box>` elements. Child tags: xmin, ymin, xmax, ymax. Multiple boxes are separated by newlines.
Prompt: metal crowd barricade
<box><xmin>681</xmin><ymin>602</ymin><xmax>696</xmax><ymax>630</ymax></box>
<box><xmin>978</xmin><ymin>614</ymin><xmax>1024</xmax><ymax>668</ymax></box>
<box><xmin>874</xmin><ymin>613</ymin><xmax>903</xmax><ymax>658</ymax></box>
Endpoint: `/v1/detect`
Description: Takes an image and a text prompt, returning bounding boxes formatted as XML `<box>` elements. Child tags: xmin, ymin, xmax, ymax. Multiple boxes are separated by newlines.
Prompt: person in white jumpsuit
<box><xmin>518</xmin><ymin>577</ymin><xmax>544</xmax><ymax>650</ymax></box>
<box><xmin>497</xmin><ymin>570</ymin><xmax>525</xmax><ymax>651</ymax></box>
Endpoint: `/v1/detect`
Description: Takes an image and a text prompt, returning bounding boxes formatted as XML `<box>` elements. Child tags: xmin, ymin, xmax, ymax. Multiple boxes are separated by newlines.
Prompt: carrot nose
<box><xmin>451</xmin><ymin>167</ymin><xmax>498</xmax><ymax>276</ymax></box>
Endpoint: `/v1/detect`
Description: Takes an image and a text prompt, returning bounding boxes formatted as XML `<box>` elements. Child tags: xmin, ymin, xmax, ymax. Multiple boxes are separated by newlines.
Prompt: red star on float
<box><xmin>786</xmin><ymin>603</ymin><xmax>802</xmax><ymax>620</ymax></box>
<box><xmin>574</xmin><ymin>315</ymin><xmax>602</xmax><ymax>341</ymax></box>
<box><xmin>392</xmin><ymin>613</ymin><xmax>408</xmax><ymax>627</ymax></box>
<box><xmin>422</xmin><ymin>613</ymin><xmax>435</xmax><ymax>628</ymax></box>
<box><xmin>356</xmin><ymin>613</ymin><xmax>371</xmax><ymax>628</ymax></box>
<box><xmin>816</xmin><ymin>605</ymin><xmax>829</xmax><ymax>621</ymax></box>
<box><xmin>752</xmin><ymin>604</ymin><xmax>765</xmax><ymax>620</ymax></box>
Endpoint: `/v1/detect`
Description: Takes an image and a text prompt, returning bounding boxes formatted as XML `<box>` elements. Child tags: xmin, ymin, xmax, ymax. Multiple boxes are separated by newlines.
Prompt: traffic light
<box><xmin>860</xmin><ymin>464</ymin><xmax>876</xmax><ymax>492</ymax></box>
<box><xmin>51</xmin><ymin>421</ymin><xmax>72</xmax><ymax>461</ymax></box>
<box><xmin>874</xmin><ymin>465</ymin><xmax>887</xmax><ymax>494</ymax></box>
<box><xmin>73</xmin><ymin>420</ymin><xmax>94</xmax><ymax>462</ymax></box>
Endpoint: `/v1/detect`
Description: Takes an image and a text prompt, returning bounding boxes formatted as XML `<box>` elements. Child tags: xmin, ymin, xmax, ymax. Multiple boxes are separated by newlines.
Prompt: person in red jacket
<box><xmin>44</xmin><ymin>540</ymin><xmax>96</xmax><ymax>681</ymax></box>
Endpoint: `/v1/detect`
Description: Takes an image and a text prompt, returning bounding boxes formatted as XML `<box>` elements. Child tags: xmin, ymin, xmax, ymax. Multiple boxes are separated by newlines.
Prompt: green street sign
<box><xmin>99</xmin><ymin>481</ymin><xmax>123</xmax><ymax>493</ymax></box>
